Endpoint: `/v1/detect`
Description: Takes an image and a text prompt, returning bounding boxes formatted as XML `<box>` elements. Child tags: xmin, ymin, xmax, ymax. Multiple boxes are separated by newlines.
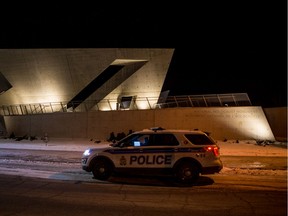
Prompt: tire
<box><xmin>91</xmin><ymin>158</ymin><xmax>113</xmax><ymax>180</ymax></box>
<box><xmin>174</xmin><ymin>161</ymin><xmax>200</xmax><ymax>185</ymax></box>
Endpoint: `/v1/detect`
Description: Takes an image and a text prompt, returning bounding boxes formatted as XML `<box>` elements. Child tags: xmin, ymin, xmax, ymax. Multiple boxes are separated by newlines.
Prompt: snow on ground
<box><xmin>0</xmin><ymin>138</ymin><xmax>286</xmax><ymax>177</ymax></box>
<box><xmin>217</xmin><ymin>139</ymin><xmax>287</xmax><ymax>157</ymax></box>
<box><xmin>0</xmin><ymin>138</ymin><xmax>286</xmax><ymax>157</ymax></box>
<box><xmin>216</xmin><ymin>139</ymin><xmax>287</xmax><ymax>177</ymax></box>
<box><xmin>0</xmin><ymin>138</ymin><xmax>102</xmax><ymax>152</ymax></box>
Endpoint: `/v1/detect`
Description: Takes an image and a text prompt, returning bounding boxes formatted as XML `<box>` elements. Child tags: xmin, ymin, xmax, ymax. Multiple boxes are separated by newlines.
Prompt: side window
<box><xmin>119</xmin><ymin>134</ymin><xmax>150</xmax><ymax>147</ymax></box>
<box><xmin>136</xmin><ymin>134</ymin><xmax>150</xmax><ymax>146</ymax></box>
<box><xmin>117</xmin><ymin>134</ymin><xmax>139</xmax><ymax>147</ymax></box>
<box><xmin>149</xmin><ymin>134</ymin><xmax>179</xmax><ymax>146</ymax></box>
<box><xmin>184</xmin><ymin>134</ymin><xmax>215</xmax><ymax>145</ymax></box>
<box><xmin>117</xmin><ymin>134</ymin><xmax>179</xmax><ymax>147</ymax></box>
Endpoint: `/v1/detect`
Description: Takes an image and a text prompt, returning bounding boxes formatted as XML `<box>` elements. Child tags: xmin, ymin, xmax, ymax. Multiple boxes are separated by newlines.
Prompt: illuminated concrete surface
<box><xmin>0</xmin><ymin>48</ymin><xmax>174</xmax><ymax>109</ymax></box>
<box><xmin>3</xmin><ymin>107</ymin><xmax>275</xmax><ymax>141</ymax></box>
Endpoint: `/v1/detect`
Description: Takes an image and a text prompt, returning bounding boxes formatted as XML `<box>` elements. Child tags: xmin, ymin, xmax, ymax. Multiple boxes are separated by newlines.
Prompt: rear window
<box><xmin>184</xmin><ymin>134</ymin><xmax>215</xmax><ymax>145</ymax></box>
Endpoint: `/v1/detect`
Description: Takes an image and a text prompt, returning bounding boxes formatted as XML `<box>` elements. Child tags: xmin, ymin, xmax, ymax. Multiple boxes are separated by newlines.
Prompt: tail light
<box><xmin>204</xmin><ymin>146</ymin><xmax>220</xmax><ymax>157</ymax></box>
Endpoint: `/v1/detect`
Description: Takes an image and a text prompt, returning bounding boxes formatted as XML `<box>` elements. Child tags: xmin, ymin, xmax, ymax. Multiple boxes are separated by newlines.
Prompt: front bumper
<box><xmin>81</xmin><ymin>158</ymin><xmax>91</xmax><ymax>172</ymax></box>
<box><xmin>82</xmin><ymin>165</ymin><xmax>91</xmax><ymax>172</ymax></box>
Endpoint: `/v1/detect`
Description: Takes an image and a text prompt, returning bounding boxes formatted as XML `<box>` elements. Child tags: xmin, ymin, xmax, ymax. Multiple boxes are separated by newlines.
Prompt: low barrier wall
<box><xmin>263</xmin><ymin>107</ymin><xmax>287</xmax><ymax>141</ymax></box>
<box><xmin>2</xmin><ymin>107</ymin><xmax>276</xmax><ymax>141</ymax></box>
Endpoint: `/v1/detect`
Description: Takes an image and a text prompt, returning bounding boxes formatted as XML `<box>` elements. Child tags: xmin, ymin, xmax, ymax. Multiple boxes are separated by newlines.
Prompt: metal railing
<box><xmin>0</xmin><ymin>93</ymin><xmax>251</xmax><ymax>116</ymax></box>
<box><xmin>155</xmin><ymin>93</ymin><xmax>252</xmax><ymax>108</ymax></box>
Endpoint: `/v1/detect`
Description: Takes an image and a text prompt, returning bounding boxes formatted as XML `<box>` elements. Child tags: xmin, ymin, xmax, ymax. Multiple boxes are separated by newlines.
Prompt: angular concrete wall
<box><xmin>0</xmin><ymin>48</ymin><xmax>174</xmax><ymax>108</ymax></box>
<box><xmin>3</xmin><ymin>107</ymin><xmax>275</xmax><ymax>141</ymax></box>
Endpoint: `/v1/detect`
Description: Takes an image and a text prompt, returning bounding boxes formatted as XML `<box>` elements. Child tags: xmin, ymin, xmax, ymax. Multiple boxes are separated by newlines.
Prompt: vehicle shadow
<box><xmin>48</xmin><ymin>171</ymin><xmax>214</xmax><ymax>187</ymax></box>
<box><xmin>107</xmin><ymin>174</ymin><xmax>215</xmax><ymax>187</ymax></box>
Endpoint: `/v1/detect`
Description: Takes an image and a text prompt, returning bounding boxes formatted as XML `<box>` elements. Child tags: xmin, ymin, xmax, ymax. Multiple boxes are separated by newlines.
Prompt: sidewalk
<box><xmin>0</xmin><ymin>138</ymin><xmax>286</xmax><ymax>157</ymax></box>
<box><xmin>0</xmin><ymin>138</ymin><xmax>105</xmax><ymax>152</ymax></box>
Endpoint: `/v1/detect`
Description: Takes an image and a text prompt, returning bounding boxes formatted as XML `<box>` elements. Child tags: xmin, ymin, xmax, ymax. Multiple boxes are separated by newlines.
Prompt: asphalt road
<box><xmin>0</xmin><ymin>148</ymin><xmax>286</xmax><ymax>216</ymax></box>
<box><xmin>0</xmin><ymin>173</ymin><xmax>286</xmax><ymax>216</ymax></box>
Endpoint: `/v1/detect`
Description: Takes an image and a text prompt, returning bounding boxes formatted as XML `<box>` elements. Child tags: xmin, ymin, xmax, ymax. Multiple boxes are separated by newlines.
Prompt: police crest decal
<box><xmin>120</xmin><ymin>156</ymin><xmax>126</xmax><ymax>166</ymax></box>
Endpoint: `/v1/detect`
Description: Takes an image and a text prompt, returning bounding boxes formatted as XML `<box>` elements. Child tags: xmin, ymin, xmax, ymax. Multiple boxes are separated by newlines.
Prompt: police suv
<box><xmin>81</xmin><ymin>127</ymin><xmax>223</xmax><ymax>184</ymax></box>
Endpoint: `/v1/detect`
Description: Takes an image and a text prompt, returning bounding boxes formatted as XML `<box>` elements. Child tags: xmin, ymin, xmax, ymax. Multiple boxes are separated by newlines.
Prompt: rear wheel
<box><xmin>174</xmin><ymin>161</ymin><xmax>200</xmax><ymax>185</ymax></box>
<box><xmin>92</xmin><ymin>158</ymin><xmax>113</xmax><ymax>180</ymax></box>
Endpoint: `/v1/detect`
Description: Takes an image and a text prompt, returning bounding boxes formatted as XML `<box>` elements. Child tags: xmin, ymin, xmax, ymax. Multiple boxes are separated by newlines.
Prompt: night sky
<box><xmin>0</xmin><ymin>1</ymin><xmax>286</xmax><ymax>107</ymax></box>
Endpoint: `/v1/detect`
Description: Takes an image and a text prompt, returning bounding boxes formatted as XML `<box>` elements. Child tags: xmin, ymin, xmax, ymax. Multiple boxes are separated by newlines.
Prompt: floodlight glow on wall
<box><xmin>200</xmin><ymin>107</ymin><xmax>275</xmax><ymax>141</ymax></box>
<box><xmin>135</xmin><ymin>101</ymin><xmax>150</xmax><ymax>110</ymax></box>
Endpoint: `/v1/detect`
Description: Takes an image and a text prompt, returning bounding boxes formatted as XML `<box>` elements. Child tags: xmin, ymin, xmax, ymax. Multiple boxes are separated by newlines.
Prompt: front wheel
<box><xmin>174</xmin><ymin>161</ymin><xmax>200</xmax><ymax>185</ymax></box>
<box><xmin>91</xmin><ymin>158</ymin><xmax>113</xmax><ymax>180</ymax></box>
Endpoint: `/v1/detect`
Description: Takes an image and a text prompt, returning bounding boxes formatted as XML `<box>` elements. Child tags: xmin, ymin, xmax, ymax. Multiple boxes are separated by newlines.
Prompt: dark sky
<box><xmin>0</xmin><ymin>1</ymin><xmax>287</xmax><ymax>107</ymax></box>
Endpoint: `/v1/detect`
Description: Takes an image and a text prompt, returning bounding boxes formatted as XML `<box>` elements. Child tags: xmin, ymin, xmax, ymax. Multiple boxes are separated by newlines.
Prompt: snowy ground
<box><xmin>0</xmin><ymin>137</ymin><xmax>286</xmax><ymax>156</ymax></box>
<box><xmin>217</xmin><ymin>139</ymin><xmax>287</xmax><ymax>157</ymax></box>
<box><xmin>217</xmin><ymin>139</ymin><xmax>287</xmax><ymax>177</ymax></box>
<box><xmin>0</xmin><ymin>137</ymin><xmax>286</xmax><ymax>178</ymax></box>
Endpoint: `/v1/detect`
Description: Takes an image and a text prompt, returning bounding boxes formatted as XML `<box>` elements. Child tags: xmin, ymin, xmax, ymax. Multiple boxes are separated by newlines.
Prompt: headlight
<box><xmin>83</xmin><ymin>149</ymin><xmax>91</xmax><ymax>156</ymax></box>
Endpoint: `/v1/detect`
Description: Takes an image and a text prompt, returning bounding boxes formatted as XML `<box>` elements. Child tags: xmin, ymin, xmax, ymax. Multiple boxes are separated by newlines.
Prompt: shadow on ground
<box><xmin>48</xmin><ymin>171</ymin><xmax>215</xmax><ymax>187</ymax></box>
<box><xmin>106</xmin><ymin>174</ymin><xmax>215</xmax><ymax>187</ymax></box>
